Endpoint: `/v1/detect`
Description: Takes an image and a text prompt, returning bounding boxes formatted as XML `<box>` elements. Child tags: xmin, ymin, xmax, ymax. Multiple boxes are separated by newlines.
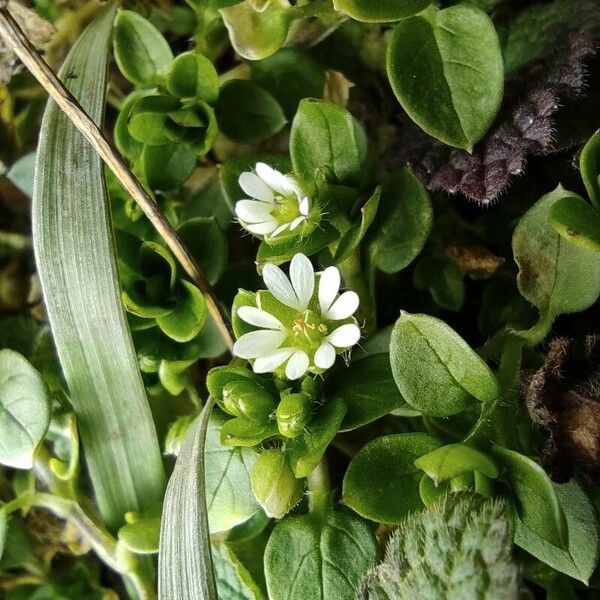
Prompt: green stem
<box><xmin>339</xmin><ymin>250</ymin><xmax>376</xmax><ymax>335</ymax></box>
<box><xmin>307</xmin><ymin>459</ymin><xmax>331</xmax><ymax>516</ymax></box>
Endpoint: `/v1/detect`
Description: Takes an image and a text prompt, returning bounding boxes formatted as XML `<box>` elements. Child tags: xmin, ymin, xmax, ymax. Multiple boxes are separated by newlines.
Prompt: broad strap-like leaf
<box><xmin>32</xmin><ymin>3</ymin><xmax>165</xmax><ymax>530</ymax></box>
<box><xmin>158</xmin><ymin>398</ymin><xmax>217</xmax><ymax>600</ymax></box>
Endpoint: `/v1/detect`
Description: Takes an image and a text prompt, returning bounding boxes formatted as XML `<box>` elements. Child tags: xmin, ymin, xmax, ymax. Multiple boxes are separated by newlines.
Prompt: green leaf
<box><xmin>220</xmin><ymin>0</ymin><xmax>293</xmax><ymax>61</ymax></box>
<box><xmin>287</xmin><ymin>398</ymin><xmax>346</xmax><ymax>478</ymax></box>
<box><xmin>206</xmin><ymin>412</ymin><xmax>261</xmax><ymax>533</ymax></box>
<box><xmin>386</xmin><ymin>4</ymin><xmax>503</xmax><ymax>151</ymax></box>
<box><xmin>368</xmin><ymin>169</ymin><xmax>433</xmax><ymax>274</ymax></box>
<box><xmin>580</xmin><ymin>130</ymin><xmax>600</xmax><ymax>207</ymax></box>
<box><xmin>251</xmin><ymin>449</ymin><xmax>303</xmax><ymax>519</ymax></box>
<box><xmin>390</xmin><ymin>312</ymin><xmax>500</xmax><ymax>417</ymax></box>
<box><xmin>290</xmin><ymin>99</ymin><xmax>367</xmax><ymax>187</ymax></box>
<box><xmin>413</xmin><ymin>256</ymin><xmax>464</xmax><ymax>311</ymax></box>
<box><xmin>251</xmin><ymin>48</ymin><xmax>325</xmax><ymax>120</ymax></box>
<box><xmin>514</xmin><ymin>480</ymin><xmax>598</xmax><ymax>583</ymax></box>
<box><xmin>0</xmin><ymin>350</ymin><xmax>49</xmax><ymax>470</ymax></box>
<box><xmin>549</xmin><ymin>194</ymin><xmax>600</xmax><ymax>253</ymax></box>
<box><xmin>493</xmin><ymin>445</ymin><xmax>567</xmax><ymax>549</ymax></box>
<box><xmin>360</xmin><ymin>494</ymin><xmax>519</xmax><ymax>599</ymax></box>
<box><xmin>329</xmin><ymin>354</ymin><xmax>416</xmax><ymax>432</ymax></box>
<box><xmin>178</xmin><ymin>217</ymin><xmax>229</xmax><ymax>285</ymax></box>
<box><xmin>414</xmin><ymin>443</ymin><xmax>499</xmax><ymax>483</ymax></box>
<box><xmin>141</xmin><ymin>143</ymin><xmax>197</xmax><ymax>191</ymax></box>
<box><xmin>342</xmin><ymin>433</ymin><xmax>442</xmax><ymax>523</ymax></box>
<box><xmin>113</xmin><ymin>9</ymin><xmax>174</xmax><ymax>85</ymax></box>
<box><xmin>166</xmin><ymin>51</ymin><xmax>219</xmax><ymax>103</ymax></box>
<box><xmin>213</xmin><ymin>543</ymin><xmax>265</xmax><ymax>600</ymax></box>
<box><xmin>6</xmin><ymin>152</ymin><xmax>36</xmax><ymax>198</ymax></box>
<box><xmin>333</xmin><ymin>0</ymin><xmax>431</xmax><ymax>23</ymax></box>
<box><xmin>333</xmin><ymin>187</ymin><xmax>380</xmax><ymax>263</ymax></box>
<box><xmin>155</xmin><ymin>279</ymin><xmax>207</xmax><ymax>342</ymax></box>
<box><xmin>32</xmin><ymin>4</ymin><xmax>165</xmax><ymax>529</ymax></box>
<box><xmin>119</xmin><ymin>515</ymin><xmax>161</xmax><ymax>555</ymax></box>
<box><xmin>215</xmin><ymin>79</ymin><xmax>287</xmax><ymax>143</ymax></box>
<box><xmin>513</xmin><ymin>186</ymin><xmax>600</xmax><ymax>321</ymax></box>
<box><xmin>264</xmin><ymin>508</ymin><xmax>378</xmax><ymax>600</ymax></box>
<box><xmin>158</xmin><ymin>399</ymin><xmax>218</xmax><ymax>600</ymax></box>
<box><xmin>114</xmin><ymin>90</ymin><xmax>152</xmax><ymax>159</ymax></box>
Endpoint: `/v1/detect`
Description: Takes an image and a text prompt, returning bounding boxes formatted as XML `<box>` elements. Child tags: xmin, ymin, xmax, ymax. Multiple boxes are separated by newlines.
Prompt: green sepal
<box><xmin>221</xmin><ymin>417</ymin><xmax>279</xmax><ymax>447</ymax></box>
<box><xmin>251</xmin><ymin>449</ymin><xmax>304</xmax><ymax>519</ymax></box>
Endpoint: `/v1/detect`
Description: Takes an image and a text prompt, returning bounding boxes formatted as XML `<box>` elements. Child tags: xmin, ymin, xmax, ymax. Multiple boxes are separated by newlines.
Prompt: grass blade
<box><xmin>32</xmin><ymin>3</ymin><xmax>165</xmax><ymax>530</ymax></box>
<box><xmin>158</xmin><ymin>398</ymin><xmax>217</xmax><ymax>600</ymax></box>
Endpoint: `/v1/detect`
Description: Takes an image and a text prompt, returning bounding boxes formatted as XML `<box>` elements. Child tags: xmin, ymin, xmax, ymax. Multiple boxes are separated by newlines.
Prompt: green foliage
<box><xmin>6</xmin><ymin>1</ymin><xmax>600</xmax><ymax>597</ymax></box>
<box><xmin>360</xmin><ymin>494</ymin><xmax>519</xmax><ymax>599</ymax></box>
<box><xmin>514</xmin><ymin>481</ymin><xmax>599</xmax><ymax>583</ymax></box>
<box><xmin>333</xmin><ymin>0</ymin><xmax>431</xmax><ymax>23</ymax></box>
<box><xmin>215</xmin><ymin>79</ymin><xmax>287</xmax><ymax>143</ymax></box>
<box><xmin>493</xmin><ymin>446</ymin><xmax>567</xmax><ymax>549</ymax></box>
<box><xmin>513</xmin><ymin>186</ymin><xmax>600</xmax><ymax>325</ymax></box>
<box><xmin>264</xmin><ymin>507</ymin><xmax>378</xmax><ymax>600</ymax></box>
<box><xmin>113</xmin><ymin>9</ymin><xmax>173</xmax><ymax>85</ymax></box>
<box><xmin>290</xmin><ymin>99</ymin><xmax>367</xmax><ymax>187</ymax></box>
<box><xmin>390</xmin><ymin>312</ymin><xmax>500</xmax><ymax>416</ymax></box>
<box><xmin>342</xmin><ymin>433</ymin><xmax>442</xmax><ymax>523</ymax></box>
<box><xmin>368</xmin><ymin>169</ymin><xmax>433</xmax><ymax>274</ymax></box>
<box><xmin>386</xmin><ymin>4</ymin><xmax>504</xmax><ymax>151</ymax></box>
<box><xmin>0</xmin><ymin>350</ymin><xmax>49</xmax><ymax>470</ymax></box>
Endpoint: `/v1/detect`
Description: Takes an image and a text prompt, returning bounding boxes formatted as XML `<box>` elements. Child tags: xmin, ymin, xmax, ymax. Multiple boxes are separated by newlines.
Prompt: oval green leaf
<box><xmin>342</xmin><ymin>433</ymin><xmax>442</xmax><ymax>523</ymax></box>
<box><xmin>513</xmin><ymin>186</ymin><xmax>600</xmax><ymax>319</ymax></box>
<box><xmin>264</xmin><ymin>508</ymin><xmax>378</xmax><ymax>600</ymax></box>
<box><xmin>549</xmin><ymin>194</ymin><xmax>600</xmax><ymax>253</ymax></box>
<box><xmin>386</xmin><ymin>4</ymin><xmax>503</xmax><ymax>151</ymax></box>
<box><xmin>113</xmin><ymin>9</ymin><xmax>173</xmax><ymax>85</ymax></box>
<box><xmin>368</xmin><ymin>168</ymin><xmax>433</xmax><ymax>274</ymax></box>
<box><xmin>290</xmin><ymin>99</ymin><xmax>367</xmax><ymax>187</ymax></box>
<box><xmin>494</xmin><ymin>445</ymin><xmax>567</xmax><ymax>549</ymax></box>
<box><xmin>0</xmin><ymin>349</ymin><xmax>49</xmax><ymax>470</ymax></box>
<box><xmin>390</xmin><ymin>312</ymin><xmax>500</xmax><ymax>416</ymax></box>
<box><xmin>215</xmin><ymin>80</ymin><xmax>287</xmax><ymax>143</ymax></box>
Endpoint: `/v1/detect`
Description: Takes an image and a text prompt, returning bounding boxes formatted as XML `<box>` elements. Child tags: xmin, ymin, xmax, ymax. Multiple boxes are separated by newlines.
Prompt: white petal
<box><xmin>289</xmin><ymin>216</ymin><xmax>306</xmax><ymax>231</ymax></box>
<box><xmin>285</xmin><ymin>350</ymin><xmax>309</xmax><ymax>380</ymax></box>
<box><xmin>233</xmin><ymin>330</ymin><xmax>285</xmax><ymax>359</ymax></box>
<box><xmin>318</xmin><ymin>266</ymin><xmax>340</xmax><ymax>315</ymax></box>
<box><xmin>235</xmin><ymin>200</ymin><xmax>273</xmax><ymax>223</ymax></box>
<box><xmin>237</xmin><ymin>306</ymin><xmax>283</xmax><ymax>330</ymax></box>
<box><xmin>244</xmin><ymin>220</ymin><xmax>278</xmax><ymax>235</ymax></box>
<box><xmin>253</xmin><ymin>347</ymin><xmax>294</xmax><ymax>373</ymax></box>
<box><xmin>299</xmin><ymin>196</ymin><xmax>310</xmax><ymax>216</ymax></box>
<box><xmin>324</xmin><ymin>291</ymin><xmax>360</xmax><ymax>320</ymax></box>
<box><xmin>270</xmin><ymin>223</ymin><xmax>290</xmax><ymax>238</ymax></box>
<box><xmin>314</xmin><ymin>341</ymin><xmax>336</xmax><ymax>369</ymax></box>
<box><xmin>262</xmin><ymin>263</ymin><xmax>302</xmax><ymax>309</ymax></box>
<box><xmin>289</xmin><ymin>254</ymin><xmax>314</xmax><ymax>309</ymax></box>
<box><xmin>327</xmin><ymin>323</ymin><xmax>361</xmax><ymax>348</ymax></box>
<box><xmin>255</xmin><ymin>162</ymin><xmax>296</xmax><ymax>195</ymax></box>
<box><xmin>238</xmin><ymin>171</ymin><xmax>274</xmax><ymax>202</ymax></box>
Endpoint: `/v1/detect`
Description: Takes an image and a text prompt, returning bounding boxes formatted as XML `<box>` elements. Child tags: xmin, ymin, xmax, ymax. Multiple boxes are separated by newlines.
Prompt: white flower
<box><xmin>235</xmin><ymin>162</ymin><xmax>311</xmax><ymax>240</ymax></box>
<box><xmin>233</xmin><ymin>253</ymin><xmax>361</xmax><ymax>380</ymax></box>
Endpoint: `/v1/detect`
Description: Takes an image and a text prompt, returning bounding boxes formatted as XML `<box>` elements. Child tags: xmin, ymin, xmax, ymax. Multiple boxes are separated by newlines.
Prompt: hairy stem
<box><xmin>0</xmin><ymin>5</ymin><xmax>234</xmax><ymax>351</ymax></box>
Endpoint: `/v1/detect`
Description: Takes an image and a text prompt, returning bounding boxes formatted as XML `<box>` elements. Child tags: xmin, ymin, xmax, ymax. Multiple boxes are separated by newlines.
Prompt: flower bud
<box><xmin>222</xmin><ymin>380</ymin><xmax>276</xmax><ymax>422</ymax></box>
<box><xmin>276</xmin><ymin>392</ymin><xmax>312</xmax><ymax>438</ymax></box>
